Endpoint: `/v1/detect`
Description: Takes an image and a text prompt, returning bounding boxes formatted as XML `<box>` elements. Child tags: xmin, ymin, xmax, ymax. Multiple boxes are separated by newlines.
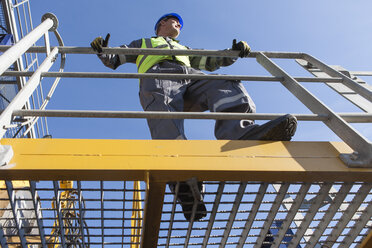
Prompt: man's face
<box><xmin>159</xmin><ymin>17</ymin><xmax>181</xmax><ymax>38</ymax></box>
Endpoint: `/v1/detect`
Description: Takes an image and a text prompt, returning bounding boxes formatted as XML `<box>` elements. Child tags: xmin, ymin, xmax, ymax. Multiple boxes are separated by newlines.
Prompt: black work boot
<box><xmin>241</xmin><ymin>114</ymin><xmax>297</xmax><ymax>141</ymax></box>
<box><xmin>168</xmin><ymin>179</ymin><xmax>207</xmax><ymax>221</ymax></box>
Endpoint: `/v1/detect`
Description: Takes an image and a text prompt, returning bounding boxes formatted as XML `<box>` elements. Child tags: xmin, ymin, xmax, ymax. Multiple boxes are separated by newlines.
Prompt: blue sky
<box><xmin>29</xmin><ymin>1</ymin><xmax>372</xmax><ymax>142</ymax></box>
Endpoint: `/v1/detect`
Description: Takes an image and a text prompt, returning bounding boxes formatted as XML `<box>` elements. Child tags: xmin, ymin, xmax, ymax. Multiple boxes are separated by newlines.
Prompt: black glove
<box><xmin>232</xmin><ymin>39</ymin><xmax>251</xmax><ymax>58</ymax></box>
<box><xmin>90</xmin><ymin>33</ymin><xmax>110</xmax><ymax>53</ymax></box>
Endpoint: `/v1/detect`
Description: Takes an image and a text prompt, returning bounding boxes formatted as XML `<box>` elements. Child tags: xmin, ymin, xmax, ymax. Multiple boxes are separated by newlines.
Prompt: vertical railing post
<box><xmin>131</xmin><ymin>181</ymin><xmax>143</xmax><ymax>248</ymax></box>
<box><xmin>141</xmin><ymin>174</ymin><xmax>165</xmax><ymax>248</ymax></box>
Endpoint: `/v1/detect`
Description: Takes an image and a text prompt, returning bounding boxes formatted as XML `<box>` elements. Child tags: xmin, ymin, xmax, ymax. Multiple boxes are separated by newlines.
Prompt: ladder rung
<box><xmin>0</xmin><ymin>80</ymin><xmax>17</xmax><ymax>84</ymax></box>
<box><xmin>350</xmin><ymin>71</ymin><xmax>372</xmax><ymax>76</ymax></box>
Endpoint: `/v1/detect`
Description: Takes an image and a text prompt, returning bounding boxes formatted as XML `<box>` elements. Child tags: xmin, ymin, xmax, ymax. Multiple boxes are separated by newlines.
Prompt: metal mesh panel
<box><xmin>158</xmin><ymin>181</ymin><xmax>372</xmax><ymax>248</ymax></box>
<box><xmin>0</xmin><ymin>180</ymin><xmax>145</xmax><ymax>247</ymax></box>
<box><xmin>0</xmin><ymin>181</ymin><xmax>371</xmax><ymax>247</ymax></box>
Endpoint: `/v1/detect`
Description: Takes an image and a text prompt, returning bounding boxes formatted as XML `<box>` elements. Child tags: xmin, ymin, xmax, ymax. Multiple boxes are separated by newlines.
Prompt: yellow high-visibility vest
<box><xmin>136</xmin><ymin>37</ymin><xmax>191</xmax><ymax>74</ymax></box>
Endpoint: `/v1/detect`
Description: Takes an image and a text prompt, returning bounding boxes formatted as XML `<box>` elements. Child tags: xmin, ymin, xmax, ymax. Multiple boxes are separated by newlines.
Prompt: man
<box><xmin>91</xmin><ymin>13</ymin><xmax>297</xmax><ymax>221</ymax></box>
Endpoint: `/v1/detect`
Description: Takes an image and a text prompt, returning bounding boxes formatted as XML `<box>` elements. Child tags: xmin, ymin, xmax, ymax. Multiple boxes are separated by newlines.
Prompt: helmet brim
<box><xmin>154</xmin><ymin>13</ymin><xmax>183</xmax><ymax>33</ymax></box>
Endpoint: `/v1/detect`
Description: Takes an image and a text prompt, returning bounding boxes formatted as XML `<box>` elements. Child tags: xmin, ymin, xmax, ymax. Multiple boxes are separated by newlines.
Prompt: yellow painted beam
<box><xmin>361</xmin><ymin>230</ymin><xmax>372</xmax><ymax>248</ymax></box>
<box><xmin>141</xmin><ymin>176</ymin><xmax>165</xmax><ymax>248</ymax></box>
<box><xmin>131</xmin><ymin>181</ymin><xmax>142</xmax><ymax>248</ymax></box>
<box><xmin>0</xmin><ymin>138</ymin><xmax>371</xmax><ymax>182</ymax></box>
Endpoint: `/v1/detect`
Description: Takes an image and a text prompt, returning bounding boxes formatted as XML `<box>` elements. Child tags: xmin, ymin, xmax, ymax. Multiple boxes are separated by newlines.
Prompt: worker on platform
<box><xmin>91</xmin><ymin>13</ymin><xmax>297</xmax><ymax>221</ymax></box>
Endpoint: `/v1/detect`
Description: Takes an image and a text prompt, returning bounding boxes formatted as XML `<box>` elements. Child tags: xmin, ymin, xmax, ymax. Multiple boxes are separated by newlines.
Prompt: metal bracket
<box><xmin>340</xmin><ymin>151</ymin><xmax>372</xmax><ymax>168</ymax></box>
<box><xmin>41</xmin><ymin>13</ymin><xmax>58</xmax><ymax>32</ymax></box>
<box><xmin>0</xmin><ymin>145</ymin><xmax>13</xmax><ymax>166</ymax></box>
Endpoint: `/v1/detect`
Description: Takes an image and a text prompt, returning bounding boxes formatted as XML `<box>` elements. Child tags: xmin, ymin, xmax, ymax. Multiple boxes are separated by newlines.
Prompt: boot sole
<box><xmin>242</xmin><ymin>114</ymin><xmax>297</xmax><ymax>141</ymax></box>
<box><xmin>168</xmin><ymin>182</ymin><xmax>207</xmax><ymax>221</ymax></box>
<box><xmin>261</xmin><ymin>114</ymin><xmax>297</xmax><ymax>141</ymax></box>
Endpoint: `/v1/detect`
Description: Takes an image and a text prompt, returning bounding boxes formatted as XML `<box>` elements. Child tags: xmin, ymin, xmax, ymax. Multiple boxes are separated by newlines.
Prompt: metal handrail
<box><xmin>11</xmin><ymin>110</ymin><xmax>372</xmax><ymax>123</ymax></box>
<box><xmin>0</xmin><ymin>45</ymin><xmax>304</xmax><ymax>58</ymax></box>
<box><xmin>1</xmin><ymin>71</ymin><xmax>344</xmax><ymax>83</ymax></box>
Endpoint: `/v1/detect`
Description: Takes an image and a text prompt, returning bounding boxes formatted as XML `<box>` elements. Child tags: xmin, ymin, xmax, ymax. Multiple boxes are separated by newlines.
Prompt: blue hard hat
<box><xmin>154</xmin><ymin>13</ymin><xmax>183</xmax><ymax>32</ymax></box>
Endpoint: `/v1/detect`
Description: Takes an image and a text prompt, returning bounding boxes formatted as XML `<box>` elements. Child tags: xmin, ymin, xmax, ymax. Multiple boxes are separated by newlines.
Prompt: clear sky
<box><xmin>29</xmin><ymin>0</ymin><xmax>372</xmax><ymax>142</ymax></box>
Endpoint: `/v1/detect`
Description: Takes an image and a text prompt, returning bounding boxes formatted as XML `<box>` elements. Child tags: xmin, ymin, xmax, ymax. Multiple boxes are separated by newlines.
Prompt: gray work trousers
<box><xmin>139</xmin><ymin>61</ymin><xmax>256</xmax><ymax>140</ymax></box>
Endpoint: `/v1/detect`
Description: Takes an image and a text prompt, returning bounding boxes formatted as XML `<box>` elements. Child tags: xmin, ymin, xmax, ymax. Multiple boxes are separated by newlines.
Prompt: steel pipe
<box><xmin>350</xmin><ymin>71</ymin><xmax>372</xmax><ymax>76</ymax></box>
<box><xmin>11</xmin><ymin>109</ymin><xmax>372</xmax><ymax>123</ymax></box>
<box><xmin>1</xmin><ymin>71</ymin><xmax>344</xmax><ymax>83</ymax></box>
<box><xmin>0</xmin><ymin>45</ymin><xmax>304</xmax><ymax>58</ymax></box>
<box><xmin>4</xmin><ymin>71</ymin><xmax>282</xmax><ymax>81</ymax></box>
<box><xmin>0</xmin><ymin>17</ymin><xmax>54</xmax><ymax>76</ymax></box>
<box><xmin>12</xmin><ymin>110</ymin><xmax>328</xmax><ymax>120</ymax></box>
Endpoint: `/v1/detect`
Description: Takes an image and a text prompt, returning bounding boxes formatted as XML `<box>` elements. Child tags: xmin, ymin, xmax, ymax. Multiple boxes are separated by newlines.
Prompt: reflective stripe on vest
<box><xmin>136</xmin><ymin>37</ymin><xmax>191</xmax><ymax>73</ymax></box>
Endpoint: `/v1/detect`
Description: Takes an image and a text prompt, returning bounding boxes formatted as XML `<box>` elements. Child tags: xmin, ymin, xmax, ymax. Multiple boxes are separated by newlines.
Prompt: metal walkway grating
<box><xmin>159</xmin><ymin>181</ymin><xmax>372</xmax><ymax>247</ymax></box>
<box><xmin>0</xmin><ymin>180</ymin><xmax>145</xmax><ymax>247</ymax></box>
<box><xmin>0</xmin><ymin>180</ymin><xmax>372</xmax><ymax>247</ymax></box>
